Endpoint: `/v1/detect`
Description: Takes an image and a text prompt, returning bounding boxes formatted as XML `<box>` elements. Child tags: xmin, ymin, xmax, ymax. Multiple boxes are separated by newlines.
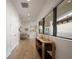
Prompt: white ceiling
<box><xmin>10</xmin><ymin>0</ymin><xmax>62</xmax><ymax>25</ymax></box>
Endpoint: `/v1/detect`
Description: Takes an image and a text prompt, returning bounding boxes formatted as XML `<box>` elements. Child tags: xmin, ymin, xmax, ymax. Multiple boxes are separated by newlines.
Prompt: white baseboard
<box><xmin>6</xmin><ymin>42</ymin><xmax>19</xmax><ymax>58</ymax></box>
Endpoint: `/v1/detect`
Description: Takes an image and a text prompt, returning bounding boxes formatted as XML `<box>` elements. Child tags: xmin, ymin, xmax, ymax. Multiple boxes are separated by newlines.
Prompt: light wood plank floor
<box><xmin>7</xmin><ymin>39</ymin><xmax>41</xmax><ymax>59</ymax></box>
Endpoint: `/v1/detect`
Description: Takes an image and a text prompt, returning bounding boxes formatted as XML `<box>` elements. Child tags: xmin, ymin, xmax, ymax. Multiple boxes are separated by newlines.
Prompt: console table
<box><xmin>36</xmin><ymin>38</ymin><xmax>56</xmax><ymax>59</ymax></box>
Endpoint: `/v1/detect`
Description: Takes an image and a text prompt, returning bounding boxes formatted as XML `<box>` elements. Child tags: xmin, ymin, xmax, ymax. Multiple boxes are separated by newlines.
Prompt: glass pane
<box><xmin>39</xmin><ymin>20</ymin><xmax>43</xmax><ymax>34</ymax></box>
<box><xmin>44</xmin><ymin>11</ymin><xmax>53</xmax><ymax>35</ymax></box>
<box><xmin>57</xmin><ymin>0</ymin><xmax>72</xmax><ymax>18</ymax></box>
<box><xmin>39</xmin><ymin>25</ymin><xmax>43</xmax><ymax>33</ymax></box>
<box><xmin>57</xmin><ymin>0</ymin><xmax>72</xmax><ymax>39</ymax></box>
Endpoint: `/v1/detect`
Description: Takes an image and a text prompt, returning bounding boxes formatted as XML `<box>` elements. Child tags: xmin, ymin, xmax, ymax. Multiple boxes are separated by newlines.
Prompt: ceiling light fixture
<box><xmin>27</xmin><ymin>0</ymin><xmax>31</xmax><ymax>2</ymax></box>
<box><xmin>28</xmin><ymin>13</ymin><xmax>30</xmax><ymax>16</ymax></box>
<box><xmin>67</xmin><ymin>0</ymin><xmax>71</xmax><ymax>3</ymax></box>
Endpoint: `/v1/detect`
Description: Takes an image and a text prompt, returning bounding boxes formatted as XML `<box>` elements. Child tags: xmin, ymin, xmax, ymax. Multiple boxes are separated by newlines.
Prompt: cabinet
<box><xmin>20</xmin><ymin>33</ymin><xmax>29</xmax><ymax>39</ymax></box>
<box><xmin>36</xmin><ymin>38</ymin><xmax>56</xmax><ymax>59</ymax></box>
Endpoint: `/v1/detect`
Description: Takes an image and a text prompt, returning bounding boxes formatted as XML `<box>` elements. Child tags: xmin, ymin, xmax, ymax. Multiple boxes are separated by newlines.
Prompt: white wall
<box><xmin>6</xmin><ymin>0</ymin><xmax>20</xmax><ymax>58</ymax></box>
<box><xmin>49</xmin><ymin>36</ymin><xmax>72</xmax><ymax>59</ymax></box>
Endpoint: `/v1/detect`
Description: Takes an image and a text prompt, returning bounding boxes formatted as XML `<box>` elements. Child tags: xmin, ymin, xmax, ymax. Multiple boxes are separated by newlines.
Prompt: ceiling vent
<box><xmin>21</xmin><ymin>2</ymin><xmax>29</xmax><ymax>8</ymax></box>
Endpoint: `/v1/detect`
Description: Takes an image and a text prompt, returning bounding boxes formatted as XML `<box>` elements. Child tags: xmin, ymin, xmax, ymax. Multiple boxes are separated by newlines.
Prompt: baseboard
<box><xmin>6</xmin><ymin>42</ymin><xmax>19</xmax><ymax>58</ymax></box>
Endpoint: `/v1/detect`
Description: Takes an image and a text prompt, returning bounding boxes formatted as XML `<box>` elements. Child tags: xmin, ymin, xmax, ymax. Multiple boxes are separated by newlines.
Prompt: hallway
<box><xmin>6</xmin><ymin>0</ymin><xmax>72</xmax><ymax>59</ymax></box>
<box><xmin>7</xmin><ymin>39</ymin><xmax>41</xmax><ymax>59</ymax></box>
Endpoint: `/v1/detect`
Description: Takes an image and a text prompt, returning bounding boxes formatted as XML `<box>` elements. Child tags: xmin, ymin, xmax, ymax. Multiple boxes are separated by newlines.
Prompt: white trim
<box><xmin>6</xmin><ymin>42</ymin><xmax>19</xmax><ymax>58</ymax></box>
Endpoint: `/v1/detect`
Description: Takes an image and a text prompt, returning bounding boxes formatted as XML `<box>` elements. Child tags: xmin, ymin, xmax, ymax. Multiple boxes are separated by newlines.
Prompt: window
<box><xmin>44</xmin><ymin>11</ymin><xmax>53</xmax><ymax>35</ymax></box>
<box><xmin>57</xmin><ymin>0</ymin><xmax>72</xmax><ymax>39</ymax></box>
<box><xmin>39</xmin><ymin>20</ymin><xmax>43</xmax><ymax>34</ymax></box>
<box><xmin>38</xmin><ymin>0</ymin><xmax>72</xmax><ymax>40</ymax></box>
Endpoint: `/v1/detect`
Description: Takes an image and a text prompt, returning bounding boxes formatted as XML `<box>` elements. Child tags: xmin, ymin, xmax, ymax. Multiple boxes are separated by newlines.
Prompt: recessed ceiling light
<box><xmin>28</xmin><ymin>13</ymin><xmax>30</xmax><ymax>16</ymax></box>
<box><xmin>27</xmin><ymin>0</ymin><xmax>31</xmax><ymax>2</ymax></box>
<box><xmin>67</xmin><ymin>0</ymin><xmax>71</xmax><ymax>3</ymax></box>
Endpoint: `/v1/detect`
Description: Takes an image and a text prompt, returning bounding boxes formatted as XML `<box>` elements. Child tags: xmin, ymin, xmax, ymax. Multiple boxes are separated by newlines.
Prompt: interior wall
<box><xmin>50</xmin><ymin>36</ymin><xmax>72</xmax><ymax>59</ymax></box>
<box><xmin>6</xmin><ymin>0</ymin><xmax>20</xmax><ymax>58</ymax></box>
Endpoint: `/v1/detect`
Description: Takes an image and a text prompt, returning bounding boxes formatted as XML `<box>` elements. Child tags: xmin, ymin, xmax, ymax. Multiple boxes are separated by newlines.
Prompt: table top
<box><xmin>37</xmin><ymin>37</ymin><xmax>53</xmax><ymax>43</ymax></box>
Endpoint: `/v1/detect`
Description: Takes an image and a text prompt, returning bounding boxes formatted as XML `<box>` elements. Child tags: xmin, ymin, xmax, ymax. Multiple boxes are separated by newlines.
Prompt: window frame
<box><xmin>39</xmin><ymin>0</ymin><xmax>72</xmax><ymax>40</ymax></box>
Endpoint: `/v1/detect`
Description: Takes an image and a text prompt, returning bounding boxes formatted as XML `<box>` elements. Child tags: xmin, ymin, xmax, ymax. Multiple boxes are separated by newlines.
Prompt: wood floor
<box><xmin>7</xmin><ymin>39</ymin><xmax>41</xmax><ymax>59</ymax></box>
